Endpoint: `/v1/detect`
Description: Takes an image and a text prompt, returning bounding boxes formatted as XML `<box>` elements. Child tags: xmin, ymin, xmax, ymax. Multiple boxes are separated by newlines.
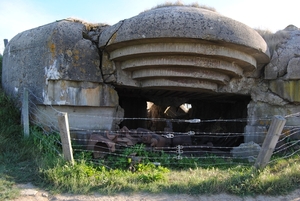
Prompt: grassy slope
<box><xmin>0</xmin><ymin>54</ymin><xmax>45</xmax><ymax>200</ymax></box>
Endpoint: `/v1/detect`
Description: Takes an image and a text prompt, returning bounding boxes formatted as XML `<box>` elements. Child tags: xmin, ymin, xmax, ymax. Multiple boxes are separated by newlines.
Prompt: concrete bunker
<box><xmin>4</xmin><ymin>5</ymin><xmax>300</xmax><ymax>157</ymax></box>
<box><xmin>97</xmin><ymin>6</ymin><xmax>269</xmax><ymax>149</ymax></box>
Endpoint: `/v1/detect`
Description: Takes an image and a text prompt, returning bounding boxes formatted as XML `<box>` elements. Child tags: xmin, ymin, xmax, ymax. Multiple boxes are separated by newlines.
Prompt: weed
<box><xmin>136</xmin><ymin>163</ymin><xmax>169</xmax><ymax>183</ymax></box>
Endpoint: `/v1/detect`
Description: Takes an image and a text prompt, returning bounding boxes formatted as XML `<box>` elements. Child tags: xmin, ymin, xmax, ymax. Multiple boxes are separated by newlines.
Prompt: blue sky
<box><xmin>1</xmin><ymin>0</ymin><xmax>300</xmax><ymax>54</ymax></box>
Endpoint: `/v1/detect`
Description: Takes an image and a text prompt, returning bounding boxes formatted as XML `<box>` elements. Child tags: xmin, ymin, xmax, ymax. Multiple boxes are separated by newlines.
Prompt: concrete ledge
<box><xmin>44</xmin><ymin>81</ymin><xmax>119</xmax><ymax>106</ymax></box>
<box><xmin>99</xmin><ymin>6</ymin><xmax>269</xmax><ymax>60</ymax></box>
<box><xmin>132</xmin><ymin>67</ymin><xmax>230</xmax><ymax>85</ymax></box>
<box><xmin>99</xmin><ymin>6</ymin><xmax>269</xmax><ymax>92</ymax></box>
<box><xmin>121</xmin><ymin>56</ymin><xmax>244</xmax><ymax>78</ymax></box>
<box><xmin>140</xmin><ymin>78</ymin><xmax>218</xmax><ymax>91</ymax></box>
<box><xmin>110</xmin><ymin>42</ymin><xmax>257</xmax><ymax>71</ymax></box>
<box><xmin>33</xmin><ymin>105</ymin><xmax>123</xmax><ymax>130</ymax></box>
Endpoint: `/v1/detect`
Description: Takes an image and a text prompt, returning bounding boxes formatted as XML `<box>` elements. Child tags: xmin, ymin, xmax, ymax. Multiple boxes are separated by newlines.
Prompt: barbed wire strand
<box><xmin>22</xmin><ymin>88</ymin><xmax>300</xmax><ymax>168</ymax></box>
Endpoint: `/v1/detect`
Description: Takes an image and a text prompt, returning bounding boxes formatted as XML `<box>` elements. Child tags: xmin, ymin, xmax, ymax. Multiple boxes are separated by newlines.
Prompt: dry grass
<box><xmin>142</xmin><ymin>0</ymin><xmax>216</xmax><ymax>13</ymax></box>
<box><xmin>64</xmin><ymin>17</ymin><xmax>108</xmax><ymax>31</ymax></box>
<box><xmin>255</xmin><ymin>28</ymin><xmax>290</xmax><ymax>55</ymax></box>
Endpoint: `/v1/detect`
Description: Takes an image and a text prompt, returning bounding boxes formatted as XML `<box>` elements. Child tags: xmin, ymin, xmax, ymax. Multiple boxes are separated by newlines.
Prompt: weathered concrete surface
<box><xmin>244</xmin><ymin>25</ymin><xmax>300</xmax><ymax>143</ymax></box>
<box><xmin>2</xmin><ymin>20</ymin><xmax>102</xmax><ymax>104</ymax></box>
<box><xmin>44</xmin><ymin>80</ymin><xmax>119</xmax><ymax>106</ymax></box>
<box><xmin>231</xmin><ymin>141</ymin><xmax>261</xmax><ymax>162</ymax></box>
<box><xmin>218</xmin><ymin>77</ymin><xmax>255</xmax><ymax>95</ymax></box>
<box><xmin>99</xmin><ymin>6</ymin><xmax>269</xmax><ymax>92</ymax></box>
<box><xmin>250</xmin><ymin>82</ymin><xmax>288</xmax><ymax>106</ymax></box>
<box><xmin>99</xmin><ymin>6</ymin><xmax>268</xmax><ymax>54</ymax></box>
<box><xmin>32</xmin><ymin>105</ymin><xmax>124</xmax><ymax>131</ymax></box>
<box><xmin>286</xmin><ymin>57</ymin><xmax>300</xmax><ymax>79</ymax></box>
<box><xmin>264</xmin><ymin>25</ymin><xmax>300</xmax><ymax>80</ymax></box>
<box><xmin>244</xmin><ymin>126</ymin><xmax>267</xmax><ymax>145</ymax></box>
<box><xmin>247</xmin><ymin>101</ymin><xmax>300</xmax><ymax>127</ymax></box>
<box><xmin>2</xmin><ymin>19</ymin><xmax>123</xmax><ymax>131</ymax></box>
<box><xmin>269</xmin><ymin>80</ymin><xmax>300</xmax><ymax>103</ymax></box>
<box><xmin>245</xmin><ymin>101</ymin><xmax>300</xmax><ymax>143</ymax></box>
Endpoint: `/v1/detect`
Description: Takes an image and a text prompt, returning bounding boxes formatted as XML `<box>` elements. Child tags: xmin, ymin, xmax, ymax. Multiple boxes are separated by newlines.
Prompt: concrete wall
<box><xmin>2</xmin><ymin>19</ymin><xmax>123</xmax><ymax>131</ymax></box>
<box><xmin>2</xmin><ymin>20</ymin><xmax>102</xmax><ymax>102</ymax></box>
<box><xmin>244</xmin><ymin>25</ymin><xmax>300</xmax><ymax>144</ymax></box>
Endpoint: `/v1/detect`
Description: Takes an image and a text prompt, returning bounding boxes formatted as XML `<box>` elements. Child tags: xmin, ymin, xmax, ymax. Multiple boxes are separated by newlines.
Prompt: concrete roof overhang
<box><xmin>99</xmin><ymin>6</ymin><xmax>270</xmax><ymax>93</ymax></box>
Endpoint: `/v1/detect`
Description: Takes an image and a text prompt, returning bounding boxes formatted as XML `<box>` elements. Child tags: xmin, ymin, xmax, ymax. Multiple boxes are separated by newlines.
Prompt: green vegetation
<box><xmin>0</xmin><ymin>54</ymin><xmax>2</xmax><ymax>81</ymax></box>
<box><xmin>0</xmin><ymin>54</ymin><xmax>300</xmax><ymax>199</ymax></box>
<box><xmin>1</xmin><ymin>90</ymin><xmax>300</xmax><ymax>200</ymax></box>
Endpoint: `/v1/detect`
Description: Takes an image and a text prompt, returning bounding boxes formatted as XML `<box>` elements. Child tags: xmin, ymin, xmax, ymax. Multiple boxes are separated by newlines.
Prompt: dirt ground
<box><xmin>12</xmin><ymin>183</ymin><xmax>300</xmax><ymax>201</ymax></box>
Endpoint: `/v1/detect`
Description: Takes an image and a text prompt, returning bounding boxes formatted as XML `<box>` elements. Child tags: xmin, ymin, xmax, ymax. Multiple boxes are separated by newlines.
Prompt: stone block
<box><xmin>286</xmin><ymin>57</ymin><xmax>300</xmax><ymax>79</ymax></box>
<box><xmin>269</xmin><ymin>80</ymin><xmax>300</xmax><ymax>103</ymax></box>
<box><xmin>2</xmin><ymin>20</ymin><xmax>102</xmax><ymax>105</ymax></box>
<box><xmin>244</xmin><ymin>125</ymin><xmax>267</xmax><ymax>145</ymax></box>
<box><xmin>231</xmin><ymin>141</ymin><xmax>261</xmax><ymax>162</ymax></box>
<box><xmin>247</xmin><ymin>101</ymin><xmax>300</xmax><ymax>126</ymax></box>
<box><xmin>44</xmin><ymin>81</ymin><xmax>119</xmax><ymax>107</ymax></box>
<box><xmin>33</xmin><ymin>105</ymin><xmax>123</xmax><ymax>131</ymax></box>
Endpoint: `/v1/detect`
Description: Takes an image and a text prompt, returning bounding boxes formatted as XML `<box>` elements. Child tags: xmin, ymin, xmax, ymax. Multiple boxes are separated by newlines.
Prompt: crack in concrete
<box><xmin>99</xmin><ymin>20</ymin><xmax>126</xmax><ymax>83</ymax></box>
<box><xmin>103</xmin><ymin>20</ymin><xmax>125</xmax><ymax>49</ymax></box>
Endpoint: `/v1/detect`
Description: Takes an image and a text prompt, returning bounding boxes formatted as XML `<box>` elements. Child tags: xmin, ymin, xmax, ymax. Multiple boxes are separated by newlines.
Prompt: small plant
<box><xmin>0</xmin><ymin>178</ymin><xmax>20</xmax><ymax>200</ymax></box>
<box><xmin>136</xmin><ymin>163</ymin><xmax>169</xmax><ymax>183</ymax></box>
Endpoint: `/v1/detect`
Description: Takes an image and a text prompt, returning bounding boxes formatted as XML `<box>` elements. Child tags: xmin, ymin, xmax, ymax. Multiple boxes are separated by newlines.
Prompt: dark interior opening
<box><xmin>116</xmin><ymin>87</ymin><xmax>250</xmax><ymax>148</ymax></box>
<box><xmin>188</xmin><ymin>97</ymin><xmax>250</xmax><ymax>147</ymax></box>
<box><xmin>118</xmin><ymin>96</ymin><xmax>147</xmax><ymax>129</ymax></box>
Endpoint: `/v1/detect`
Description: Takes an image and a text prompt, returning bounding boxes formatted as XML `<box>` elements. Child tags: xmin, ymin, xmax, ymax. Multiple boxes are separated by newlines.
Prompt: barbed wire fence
<box><xmin>21</xmin><ymin>88</ymin><xmax>300</xmax><ymax>169</ymax></box>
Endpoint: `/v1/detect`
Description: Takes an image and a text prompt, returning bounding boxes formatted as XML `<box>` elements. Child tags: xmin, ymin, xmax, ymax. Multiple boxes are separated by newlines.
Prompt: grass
<box><xmin>255</xmin><ymin>28</ymin><xmax>290</xmax><ymax>55</ymax></box>
<box><xmin>141</xmin><ymin>1</ymin><xmax>217</xmax><ymax>14</ymax></box>
<box><xmin>39</xmin><ymin>156</ymin><xmax>300</xmax><ymax>196</ymax></box>
<box><xmin>0</xmin><ymin>78</ymin><xmax>300</xmax><ymax>199</ymax></box>
<box><xmin>0</xmin><ymin>89</ymin><xmax>45</xmax><ymax>200</ymax></box>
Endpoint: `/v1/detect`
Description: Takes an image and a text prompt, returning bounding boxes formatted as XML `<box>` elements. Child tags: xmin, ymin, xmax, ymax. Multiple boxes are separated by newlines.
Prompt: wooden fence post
<box><xmin>57</xmin><ymin>112</ymin><xmax>74</xmax><ymax>165</ymax></box>
<box><xmin>255</xmin><ymin>115</ymin><xmax>286</xmax><ymax>169</ymax></box>
<box><xmin>4</xmin><ymin>39</ymin><xmax>8</xmax><ymax>47</ymax></box>
<box><xmin>22</xmin><ymin>88</ymin><xmax>30</xmax><ymax>137</ymax></box>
